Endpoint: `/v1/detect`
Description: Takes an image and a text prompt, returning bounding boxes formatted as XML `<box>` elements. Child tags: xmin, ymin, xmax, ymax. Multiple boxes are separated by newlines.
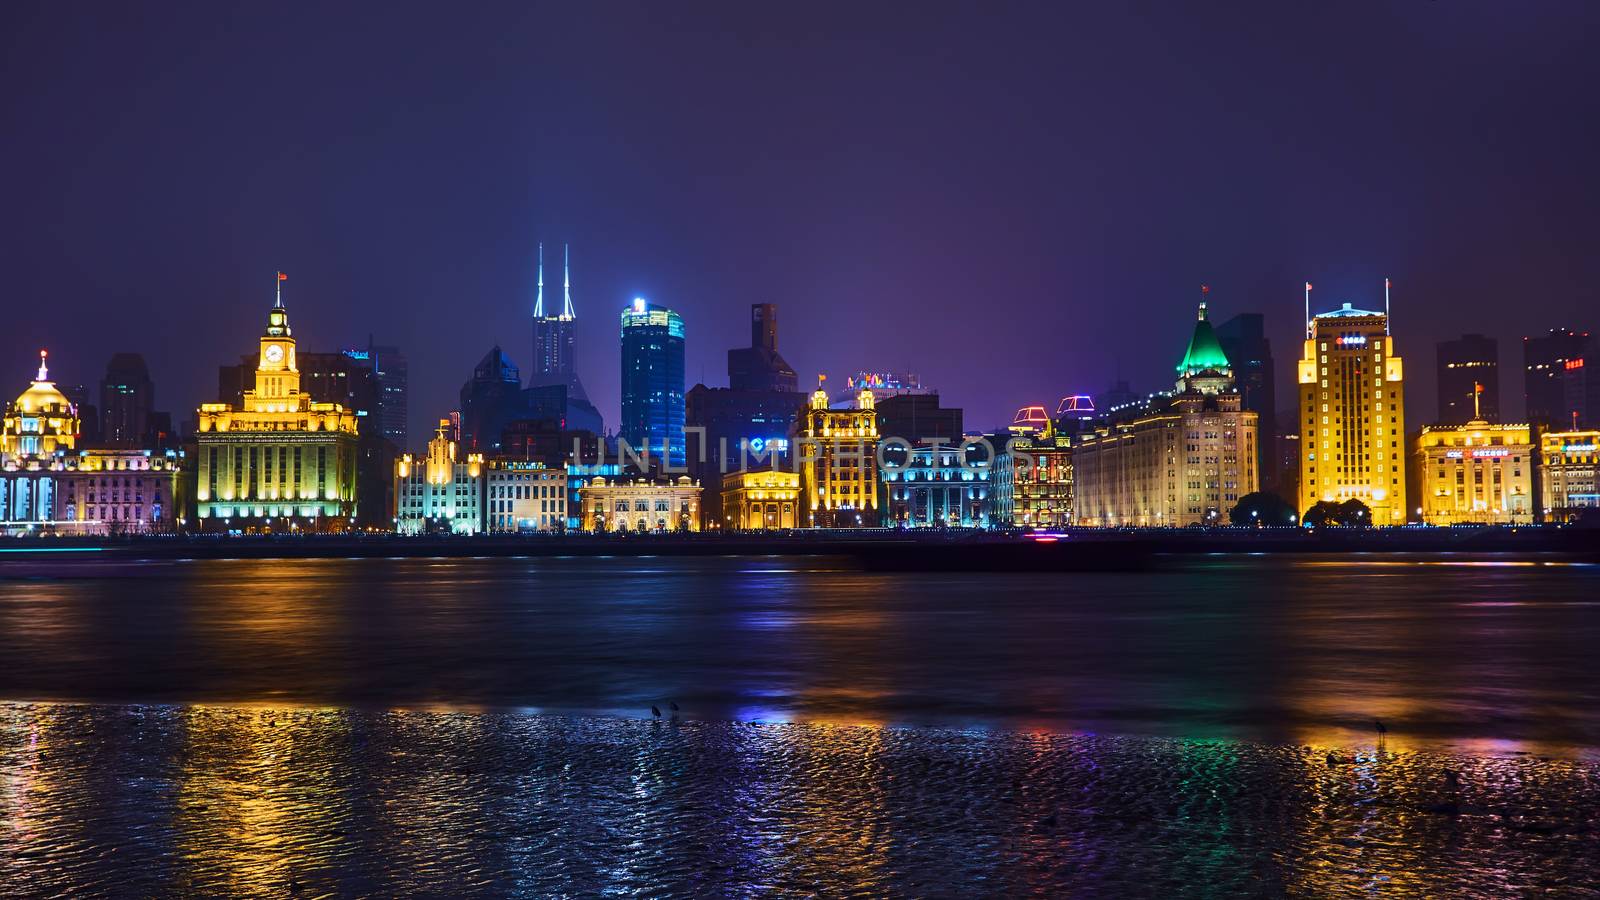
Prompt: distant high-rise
<box><xmin>620</xmin><ymin>298</ymin><xmax>686</xmax><ymax>466</ymax></box>
<box><xmin>1436</xmin><ymin>333</ymin><xmax>1499</xmax><ymax>425</ymax></box>
<box><xmin>100</xmin><ymin>353</ymin><xmax>154</xmax><ymax>448</ymax></box>
<box><xmin>728</xmin><ymin>303</ymin><xmax>798</xmax><ymax>393</ymax></box>
<box><xmin>1214</xmin><ymin>311</ymin><xmax>1277</xmax><ymax>489</ymax></box>
<box><xmin>531</xmin><ymin>243</ymin><xmax>588</xmax><ymax>403</ymax></box>
<box><xmin>1523</xmin><ymin>327</ymin><xmax>1590</xmax><ymax>426</ymax></box>
<box><xmin>458</xmin><ymin>346</ymin><xmax>524</xmax><ymax>452</ymax></box>
<box><xmin>1296</xmin><ymin>289</ymin><xmax>1407</xmax><ymax>525</ymax></box>
<box><xmin>361</xmin><ymin>340</ymin><xmax>408</xmax><ymax>449</ymax></box>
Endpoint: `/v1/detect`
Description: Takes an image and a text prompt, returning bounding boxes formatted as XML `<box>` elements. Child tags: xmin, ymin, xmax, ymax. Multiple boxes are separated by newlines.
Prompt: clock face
<box><xmin>264</xmin><ymin>344</ymin><xmax>284</xmax><ymax>364</ymax></box>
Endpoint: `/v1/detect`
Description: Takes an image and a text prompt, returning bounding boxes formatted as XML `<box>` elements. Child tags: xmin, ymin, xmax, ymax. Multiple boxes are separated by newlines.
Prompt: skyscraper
<box><xmin>728</xmin><ymin>303</ymin><xmax>798</xmax><ymax>392</ymax></box>
<box><xmin>1297</xmin><ymin>289</ymin><xmax>1407</xmax><ymax>525</ymax></box>
<box><xmin>99</xmin><ymin>353</ymin><xmax>154</xmax><ymax>448</ymax></box>
<box><xmin>1435</xmin><ymin>333</ymin><xmax>1499</xmax><ymax>425</ymax></box>
<box><xmin>530</xmin><ymin>243</ymin><xmax>588</xmax><ymax>403</ymax></box>
<box><xmin>1523</xmin><ymin>327</ymin><xmax>1590</xmax><ymax>427</ymax></box>
<box><xmin>620</xmin><ymin>298</ymin><xmax>686</xmax><ymax>467</ymax></box>
<box><xmin>1213</xmin><ymin>311</ymin><xmax>1277</xmax><ymax>489</ymax></box>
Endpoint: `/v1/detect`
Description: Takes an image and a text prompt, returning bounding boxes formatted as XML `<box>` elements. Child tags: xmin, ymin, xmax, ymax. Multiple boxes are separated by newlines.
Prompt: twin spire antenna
<box><xmin>534</xmin><ymin>243</ymin><xmax>576</xmax><ymax>320</ymax></box>
<box><xmin>1300</xmin><ymin>277</ymin><xmax>1392</xmax><ymax>337</ymax></box>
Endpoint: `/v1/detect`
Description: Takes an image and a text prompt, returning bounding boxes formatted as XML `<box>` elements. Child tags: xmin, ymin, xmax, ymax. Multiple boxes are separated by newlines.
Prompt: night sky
<box><xmin>4</xmin><ymin>1</ymin><xmax>1596</xmax><ymax>443</ymax></box>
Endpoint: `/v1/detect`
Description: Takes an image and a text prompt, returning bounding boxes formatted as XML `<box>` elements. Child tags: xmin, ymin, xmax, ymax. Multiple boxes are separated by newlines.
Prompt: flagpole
<box><xmin>1304</xmin><ymin>282</ymin><xmax>1311</xmax><ymax>339</ymax></box>
<box><xmin>1384</xmin><ymin>277</ymin><xmax>1391</xmax><ymax>334</ymax></box>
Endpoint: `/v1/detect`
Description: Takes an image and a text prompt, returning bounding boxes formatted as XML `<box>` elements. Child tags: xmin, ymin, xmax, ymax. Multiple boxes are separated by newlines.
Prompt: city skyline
<box><xmin>4</xmin><ymin>2</ymin><xmax>1596</xmax><ymax>440</ymax></box>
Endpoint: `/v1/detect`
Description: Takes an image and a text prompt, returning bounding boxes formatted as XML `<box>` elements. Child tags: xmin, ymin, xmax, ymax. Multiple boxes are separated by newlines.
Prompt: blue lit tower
<box><xmin>531</xmin><ymin>243</ymin><xmax>588</xmax><ymax>403</ymax></box>
<box><xmin>620</xmin><ymin>298</ymin><xmax>686</xmax><ymax>466</ymax></box>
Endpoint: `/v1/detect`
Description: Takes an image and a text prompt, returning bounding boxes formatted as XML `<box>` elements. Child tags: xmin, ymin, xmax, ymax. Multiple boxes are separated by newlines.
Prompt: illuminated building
<box><xmin>2</xmin><ymin>351</ymin><xmax>77</xmax><ymax>458</ymax></box>
<box><xmin>195</xmin><ymin>281</ymin><xmax>360</xmax><ymax>531</ymax></box>
<box><xmin>720</xmin><ymin>468</ymin><xmax>799</xmax><ymax>530</ymax></box>
<box><xmin>1213</xmin><ymin>313</ymin><xmax>1277</xmax><ymax>487</ymax></box>
<box><xmin>394</xmin><ymin>419</ymin><xmax>485</xmax><ymax>534</ymax></box>
<box><xmin>1540</xmin><ymin>430</ymin><xmax>1600</xmax><ymax>522</ymax></box>
<box><xmin>1075</xmin><ymin>295</ymin><xmax>1258</xmax><ymax>526</ymax></box>
<box><xmin>2</xmin><ymin>351</ymin><xmax>79</xmax><ymax>530</ymax></box>
<box><xmin>579</xmin><ymin>475</ymin><xmax>701</xmax><ymax>532</ymax></box>
<box><xmin>485</xmin><ymin>459</ymin><xmax>567</xmax><ymax>532</ymax></box>
<box><xmin>1296</xmin><ymin>289</ymin><xmax>1407</xmax><ymax>524</ymax></box>
<box><xmin>54</xmin><ymin>449</ymin><xmax>185</xmax><ymax>534</ymax></box>
<box><xmin>1002</xmin><ymin>422</ymin><xmax>1073</xmax><ymax>528</ymax></box>
<box><xmin>882</xmin><ymin>441</ymin><xmax>991</xmax><ymax>528</ymax></box>
<box><xmin>620</xmin><ymin>298</ymin><xmax>686</xmax><ymax>467</ymax></box>
<box><xmin>221</xmin><ymin>344</ymin><xmax>397</xmax><ymax>529</ymax></box>
<box><xmin>3</xmin><ymin>351</ymin><xmax>186</xmax><ymax>534</ymax></box>
<box><xmin>564</xmin><ymin>458</ymin><xmax>622</xmax><ymax>530</ymax></box>
<box><xmin>797</xmin><ymin>383</ymin><xmax>880</xmax><ymax>527</ymax></box>
<box><xmin>1523</xmin><ymin>327</ymin><xmax>1590</xmax><ymax>426</ymax></box>
<box><xmin>728</xmin><ymin>303</ymin><xmax>798</xmax><ymax>393</ymax></box>
<box><xmin>530</xmin><ymin>244</ymin><xmax>591</xmax><ymax>400</ymax></box>
<box><xmin>1436</xmin><ymin>333</ymin><xmax>1500</xmax><ymax>425</ymax></box>
<box><xmin>1414</xmin><ymin>417</ymin><xmax>1534</xmax><ymax>525</ymax></box>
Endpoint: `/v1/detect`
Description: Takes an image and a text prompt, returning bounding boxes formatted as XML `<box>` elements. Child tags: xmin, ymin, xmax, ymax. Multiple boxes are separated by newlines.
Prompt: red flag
<box><xmin>1305</xmin><ymin>281</ymin><xmax>1313</xmax><ymax>291</ymax></box>
<box><xmin>278</xmin><ymin>272</ymin><xmax>288</xmax><ymax>281</ymax></box>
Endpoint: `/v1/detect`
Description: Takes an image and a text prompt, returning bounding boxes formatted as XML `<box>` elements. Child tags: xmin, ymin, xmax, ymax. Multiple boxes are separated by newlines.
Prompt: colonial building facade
<box><xmin>485</xmin><ymin>459</ymin><xmax>567</xmax><ymax>532</ymax></box>
<box><xmin>1540</xmin><ymin>430</ymin><xmax>1599</xmax><ymax>522</ymax></box>
<box><xmin>580</xmin><ymin>476</ymin><xmax>701</xmax><ymax>532</ymax></box>
<box><xmin>720</xmin><ymin>469</ymin><xmax>800</xmax><ymax>530</ymax></box>
<box><xmin>1074</xmin><ymin>298</ymin><xmax>1258</xmax><ymax>527</ymax></box>
<box><xmin>1414</xmin><ymin>419</ymin><xmax>1535</xmax><ymax>525</ymax></box>
<box><xmin>395</xmin><ymin>420</ymin><xmax>485</xmax><ymax>534</ymax></box>
<box><xmin>796</xmin><ymin>384</ymin><xmax>880</xmax><ymax>527</ymax></box>
<box><xmin>195</xmin><ymin>288</ymin><xmax>360</xmax><ymax>531</ymax></box>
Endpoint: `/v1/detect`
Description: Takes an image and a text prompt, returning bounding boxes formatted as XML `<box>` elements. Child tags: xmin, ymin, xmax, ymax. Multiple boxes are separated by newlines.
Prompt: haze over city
<box><xmin>4</xmin><ymin>1</ymin><xmax>1596</xmax><ymax>439</ymax></box>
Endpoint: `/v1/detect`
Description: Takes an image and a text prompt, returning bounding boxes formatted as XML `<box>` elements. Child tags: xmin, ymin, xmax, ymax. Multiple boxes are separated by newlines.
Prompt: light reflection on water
<box><xmin>2</xmin><ymin>703</ymin><xmax>1596</xmax><ymax>896</ymax></box>
<box><xmin>2</xmin><ymin>554</ymin><xmax>1600</xmax><ymax>893</ymax></box>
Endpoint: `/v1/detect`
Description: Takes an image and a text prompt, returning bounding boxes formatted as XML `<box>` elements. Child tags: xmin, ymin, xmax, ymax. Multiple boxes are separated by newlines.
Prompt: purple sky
<box><xmin>3</xmin><ymin>1</ymin><xmax>1596</xmax><ymax>444</ymax></box>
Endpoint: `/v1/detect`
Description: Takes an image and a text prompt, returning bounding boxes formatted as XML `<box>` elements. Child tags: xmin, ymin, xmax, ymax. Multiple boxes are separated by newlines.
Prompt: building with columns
<box><xmin>1414</xmin><ymin>419</ymin><xmax>1535</xmax><ymax>525</ymax></box>
<box><xmin>796</xmin><ymin>382</ymin><xmax>880</xmax><ymax>527</ymax></box>
<box><xmin>580</xmin><ymin>476</ymin><xmax>701</xmax><ymax>532</ymax></box>
<box><xmin>194</xmin><ymin>280</ymin><xmax>360</xmax><ymax>532</ymax></box>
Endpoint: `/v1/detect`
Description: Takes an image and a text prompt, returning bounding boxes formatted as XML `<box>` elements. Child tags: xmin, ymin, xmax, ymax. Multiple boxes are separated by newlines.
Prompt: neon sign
<box><xmin>1564</xmin><ymin>443</ymin><xmax>1597</xmax><ymax>454</ymax></box>
<box><xmin>744</xmin><ymin>437</ymin><xmax>789</xmax><ymax>454</ymax></box>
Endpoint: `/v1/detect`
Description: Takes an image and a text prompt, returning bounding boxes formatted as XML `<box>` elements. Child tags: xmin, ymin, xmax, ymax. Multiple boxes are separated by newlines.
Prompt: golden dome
<box><xmin>15</xmin><ymin>351</ymin><xmax>72</xmax><ymax>414</ymax></box>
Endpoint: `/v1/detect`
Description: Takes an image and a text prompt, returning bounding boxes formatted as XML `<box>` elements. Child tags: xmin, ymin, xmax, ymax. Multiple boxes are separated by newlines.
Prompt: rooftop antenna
<box><xmin>534</xmin><ymin>243</ymin><xmax>544</xmax><ymax>317</ymax></box>
<box><xmin>562</xmin><ymin>243</ymin><xmax>575</xmax><ymax>320</ymax></box>
<box><xmin>37</xmin><ymin>349</ymin><xmax>48</xmax><ymax>381</ymax></box>
<box><xmin>1199</xmin><ymin>283</ymin><xmax>1209</xmax><ymax>320</ymax></box>
<box><xmin>275</xmin><ymin>271</ymin><xmax>286</xmax><ymax>308</ymax></box>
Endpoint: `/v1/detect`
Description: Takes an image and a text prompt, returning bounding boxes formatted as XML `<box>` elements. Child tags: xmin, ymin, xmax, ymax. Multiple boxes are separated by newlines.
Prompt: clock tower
<box><xmin>254</xmin><ymin>292</ymin><xmax>300</xmax><ymax>404</ymax></box>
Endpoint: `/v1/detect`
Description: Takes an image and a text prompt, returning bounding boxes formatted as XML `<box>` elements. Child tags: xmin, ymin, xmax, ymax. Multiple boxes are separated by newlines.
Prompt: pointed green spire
<box><xmin>1176</xmin><ymin>289</ymin><xmax>1232</xmax><ymax>375</ymax></box>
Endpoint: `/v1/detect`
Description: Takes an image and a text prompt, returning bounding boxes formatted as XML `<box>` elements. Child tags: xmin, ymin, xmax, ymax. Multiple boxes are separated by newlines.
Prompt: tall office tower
<box><xmin>530</xmin><ymin>244</ymin><xmax>588</xmax><ymax>402</ymax></box>
<box><xmin>620</xmin><ymin>298</ymin><xmax>686</xmax><ymax>467</ymax></box>
<box><xmin>1559</xmin><ymin>333</ymin><xmax>1600</xmax><ymax>429</ymax></box>
<box><xmin>362</xmin><ymin>340</ymin><xmax>408</xmax><ymax>449</ymax></box>
<box><xmin>1297</xmin><ymin>288</ymin><xmax>1407</xmax><ymax>525</ymax></box>
<box><xmin>728</xmin><ymin>303</ymin><xmax>798</xmax><ymax>392</ymax></box>
<box><xmin>1436</xmin><ymin>333</ymin><xmax>1499</xmax><ymax>425</ymax></box>
<box><xmin>99</xmin><ymin>353</ymin><xmax>154</xmax><ymax>448</ymax></box>
<box><xmin>1214</xmin><ymin>311</ymin><xmax>1277</xmax><ymax>489</ymax></box>
<box><xmin>1523</xmin><ymin>327</ymin><xmax>1590</xmax><ymax>426</ymax></box>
